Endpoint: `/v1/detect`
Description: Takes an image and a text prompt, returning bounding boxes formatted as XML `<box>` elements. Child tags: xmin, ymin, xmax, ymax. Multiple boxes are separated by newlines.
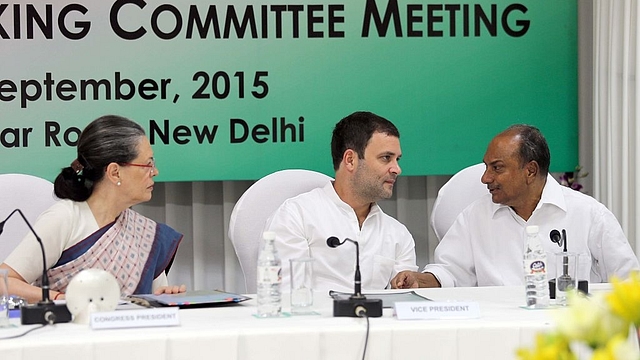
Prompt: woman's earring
<box><xmin>117</xmin><ymin>181</ymin><xmax>121</xmax><ymax>186</ymax></box>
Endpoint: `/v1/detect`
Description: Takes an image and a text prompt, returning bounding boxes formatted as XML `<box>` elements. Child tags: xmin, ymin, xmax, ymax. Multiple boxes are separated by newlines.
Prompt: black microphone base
<box><xmin>21</xmin><ymin>302</ymin><xmax>72</xmax><ymax>325</ymax></box>
<box><xmin>333</xmin><ymin>298</ymin><xmax>383</xmax><ymax>318</ymax></box>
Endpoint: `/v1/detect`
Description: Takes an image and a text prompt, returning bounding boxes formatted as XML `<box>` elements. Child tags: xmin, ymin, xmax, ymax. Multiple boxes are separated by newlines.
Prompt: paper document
<box><xmin>128</xmin><ymin>290</ymin><xmax>251</xmax><ymax>309</ymax></box>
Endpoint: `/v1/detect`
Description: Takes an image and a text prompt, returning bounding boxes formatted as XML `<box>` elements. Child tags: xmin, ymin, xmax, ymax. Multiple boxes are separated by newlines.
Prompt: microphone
<box><xmin>549</xmin><ymin>228</ymin><xmax>574</xmax><ymax>293</ymax></box>
<box><xmin>326</xmin><ymin>236</ymin><xmax>363</xmax><ymax>297</ymax></box>
<box><xmin>550</xmin><ymin>229</ymin><xmax>570</xmax><ymax>275</ymax></box>
<box><xmin>557</xmin><ymin>229</ymin><xmax>571</xmax><ymax>286</ymax></box>
<box><xmin>0</xmin><ymin>209</ymin><xmax>72</xmax><ymax>325</ymax></box>
<box><xmin>549</xmin><ymin>229</ymin><xmax>562</xmax><ymax>246</ymax></box>
<box><xmin>548</xmin><ymin>229</ymin><xmax>589</xmax><ymax>298</ymax></box>
<box><xmin>561</xmin><ymin>229</ymin><xmax>568</xmax><ymax>273</ymax></box>
<box><xmin>326</xmin><ymin>236</ymin><xmax>382</xmax><ymax>318</ymax></box>
<box><xmin>326</xmin><ymin>236</ymin><xmax>342</xmax><ymax>248</ymax></box>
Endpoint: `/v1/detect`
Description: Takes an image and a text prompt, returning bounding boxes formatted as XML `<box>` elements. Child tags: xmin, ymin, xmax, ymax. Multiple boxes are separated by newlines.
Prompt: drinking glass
<box><xmin>555</xmin><ymin>252</ymin><xmax>578</xmax><ymax>306</ymax></box>
<box><xmin>289</xmin><ymin>257</ymin><xmax>314</xmax><ymax>314</ymax></box>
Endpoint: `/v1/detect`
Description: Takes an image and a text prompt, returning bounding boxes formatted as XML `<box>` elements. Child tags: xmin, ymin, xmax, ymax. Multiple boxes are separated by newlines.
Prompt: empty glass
<box><xmin>289</xmin><ymin>257</ymin><xmax>314</xmax><ymax>314</ymax></box>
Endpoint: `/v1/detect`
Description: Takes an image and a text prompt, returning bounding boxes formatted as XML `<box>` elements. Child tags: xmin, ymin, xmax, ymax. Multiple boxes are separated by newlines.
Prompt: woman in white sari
<box><xmin>1</xmin><ymin>115</ymin><xmax>186</xmax><ymax>303</ymax></box>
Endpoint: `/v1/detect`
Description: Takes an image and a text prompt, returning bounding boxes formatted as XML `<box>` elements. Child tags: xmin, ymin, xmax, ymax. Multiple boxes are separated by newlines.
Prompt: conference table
<box><xmin>0</xmin><ymin>284</ymin><xmax>612</xmax><ymax>360</ymax></box>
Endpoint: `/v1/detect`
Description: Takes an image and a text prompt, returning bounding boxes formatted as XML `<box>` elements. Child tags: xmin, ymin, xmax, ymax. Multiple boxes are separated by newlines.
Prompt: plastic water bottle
<box><xmin>256</xmin><ymin>231</ymin><xmax>282</xmax><ymax>317</ymax></box>
<box><xmin>523</xmin><ymin>225</ymin><xmax>549</xmax><ymax>308</ymax></box>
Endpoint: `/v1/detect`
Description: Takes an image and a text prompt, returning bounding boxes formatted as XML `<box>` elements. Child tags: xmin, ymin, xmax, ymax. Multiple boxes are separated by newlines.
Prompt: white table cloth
<box><xmin>0</xmin><ymin>284</ymin><xmax>611</xmax><ymax>360</ymax></box>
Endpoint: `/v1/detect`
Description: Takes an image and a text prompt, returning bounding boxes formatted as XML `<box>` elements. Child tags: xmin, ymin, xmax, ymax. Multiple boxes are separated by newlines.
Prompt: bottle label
<box><xmin>524</xmin><ymin>259</ymin><xmax>547</xmax><ymax>275</ymax></box>
<box><xmin>257</xmin><ymin>266</ymin><xmax>282</xmax><ymax>284</ymax></box>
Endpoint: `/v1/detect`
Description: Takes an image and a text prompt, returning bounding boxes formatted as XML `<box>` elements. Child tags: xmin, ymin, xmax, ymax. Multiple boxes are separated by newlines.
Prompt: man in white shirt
<box><xmin>264</xmin><ymin>111</ymin><xmax>417</xmax><ymax>293</ymax></box>
<box><xmin>392</xmin><ymin>124</ymin><xmax>639</xmax><ymax>288</ymax></box>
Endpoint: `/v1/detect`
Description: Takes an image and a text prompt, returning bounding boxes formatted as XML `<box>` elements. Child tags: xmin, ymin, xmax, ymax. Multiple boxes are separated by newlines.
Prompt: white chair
<box><xmin>0</xmin><ymin>174</ymin><xmax>58</xmax><ymax>261</ymax></box>
<box><xmin>430</xmin><ymin>164</ymin><xmax>488</xmax><ymax>241</ymax></box>
<box><xmin>228</xmin><ymin>169</ymin><xmax>333</xmax><ymax>293</ymax></box>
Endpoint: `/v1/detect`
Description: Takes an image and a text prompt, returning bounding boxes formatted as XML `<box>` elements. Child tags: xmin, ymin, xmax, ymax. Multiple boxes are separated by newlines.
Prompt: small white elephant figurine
<box><xmin>65</xmin><ymin>269</ymin><xmax>120</xmax><ymax>324</ymax></box>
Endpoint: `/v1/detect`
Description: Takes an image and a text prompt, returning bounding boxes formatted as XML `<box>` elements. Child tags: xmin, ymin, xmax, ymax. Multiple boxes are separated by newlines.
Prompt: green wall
<box><xmin>0</xmin><ymin>0</ymin><xmax>577</xmax><ymax>181</ymax></box>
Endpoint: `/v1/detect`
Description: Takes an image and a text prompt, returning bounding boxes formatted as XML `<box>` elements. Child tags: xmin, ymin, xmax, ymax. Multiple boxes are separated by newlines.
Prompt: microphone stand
<box><xmin>557</xmin><ymin>229</ymin><xmax>573</xmax><ymax>292</ymax></box>
<box><xmin>0</xmin><ymin>209</ymin><xmax>72</xmax><ymax>324</ymax></box>
<box><xmin>327</xmin><ymin>237</ymin><xmax>382</xmax><ymax>317</ymax></box>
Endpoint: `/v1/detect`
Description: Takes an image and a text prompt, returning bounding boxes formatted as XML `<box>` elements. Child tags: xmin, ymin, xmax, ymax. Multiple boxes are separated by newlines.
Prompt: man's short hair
<box><xmin>505</xmin><ymin>124</ymin><xmax>551</xmax><ymax>176</ymax></box>
<box><xmin>331</xmin><ymin>111</ymin><xmax>400</xmax><ymax>171</ymax></box>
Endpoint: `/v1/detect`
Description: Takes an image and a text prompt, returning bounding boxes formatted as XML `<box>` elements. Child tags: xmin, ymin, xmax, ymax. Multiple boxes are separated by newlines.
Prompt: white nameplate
<box><xmin>90</xmin><ymin>307</ymin><xmax>180</xmax><ymax>329</ymax></box>
<box><xmin>394</xmin><ymin>301</ymin><xmax>480</xmax><ymax>320</ymax></box>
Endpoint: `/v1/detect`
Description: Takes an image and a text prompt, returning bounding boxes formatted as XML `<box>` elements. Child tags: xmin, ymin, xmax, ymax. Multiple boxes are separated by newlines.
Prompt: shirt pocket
<box><xmin>372</xmin><ymin>255</ymin><xmax>396</xmax><ymax>289</ymax></box>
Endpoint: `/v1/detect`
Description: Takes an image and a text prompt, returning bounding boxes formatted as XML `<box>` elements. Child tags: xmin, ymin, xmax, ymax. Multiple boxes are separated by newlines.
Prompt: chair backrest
<box><xmin>228</xmin><ymin>169</ymin><xmax>333</xmax><ymax>293</ymax></box>
<box><xmin>430</xmin><ymin>163</ymin><xmax>488</xmax><ymax>241</ymax></box>
<box><xmin>0</xmin><ymin>174</ymin><xmax>58</xmax><ymax>262</ymax></box>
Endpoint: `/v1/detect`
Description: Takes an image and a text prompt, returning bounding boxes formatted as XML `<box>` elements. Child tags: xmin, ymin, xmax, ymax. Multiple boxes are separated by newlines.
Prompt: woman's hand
<box><xmin>53</xmin><ymin>291</ymin><xmax>66</xmax><ymax>301</ymax></box>
<box><xmin>153</xmin><ymin>284</ymin><xmax>187</xmax><ymax>294</ymax></box>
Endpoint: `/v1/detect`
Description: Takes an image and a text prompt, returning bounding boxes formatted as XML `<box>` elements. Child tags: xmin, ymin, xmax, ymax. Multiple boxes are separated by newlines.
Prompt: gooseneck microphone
<box><xmin>0</xmin><ymin>209</ymin><xmax>72</xmax><ymax>325</ymax></box>
<box><xmin>0</xmin><ymin>209</ymin><xmax>51</xmax><ymax>303</ymax></box>
<box><xmin>561</xmin><ymin>229</ymin><xmax>568</xmax><ymax>275</ymax></box>
<box><xmin>326</xmin><ymin>236</ymin><xmax>342</xmax><ymax>248</ymax></box>
<box><xmin>549</xmin><ymin>228</ymin><xmax>575</xmax><ymax>295</ymax></box>
<box><xmin>549</xmin><ymin>229</ymin><xmax>562</xmax><ymax>246</ymax></box>
<box><xmin>326</xmin><ymin>236</ymin><xmax>382</xmax><ymax>318</ymax></box>
<box><xmin>548</xmin><ymin>228</ymin><xmax>589</xmax><ymax>297</ymax></box>
<box><xmin>550</xmin><ymin>229</ymin><xmax>569</xmax><ymax>276</ymax></box>
<box><xmin>326</xmin><ymin>236</ymin><xmax>363</xmax><ymax>298</ymax></box>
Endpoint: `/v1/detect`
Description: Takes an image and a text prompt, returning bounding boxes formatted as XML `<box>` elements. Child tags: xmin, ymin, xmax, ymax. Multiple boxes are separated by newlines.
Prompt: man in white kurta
<box><xmin>392</xmin><ymin>124</ymin><xmax>639</xmax><ymax>288</ymax></box>
<box><xmin>264</xmin><ymin>111</ymin><xmax>418</xmax><ymax>293</ymax></box>
<box><xmin>422</xmin><ymin>175</ymin><xmax>638</xmax><ymax>287</ymax></box>
<box><xmin>266</xmin><ymin>182</ymin><xmax>417</xmax><ymax>293</ymax></box>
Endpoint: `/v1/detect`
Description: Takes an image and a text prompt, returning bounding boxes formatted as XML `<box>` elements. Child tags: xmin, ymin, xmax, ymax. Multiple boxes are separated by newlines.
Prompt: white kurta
<box><xmin>424</xmin><ymin>176</ymin><xmax>640</xmax><ymax>287</ymax></box>
<box><xmin>265</xmin><ymin>182</ymin><xmax>418</xmax><ymax>293</ymax></box>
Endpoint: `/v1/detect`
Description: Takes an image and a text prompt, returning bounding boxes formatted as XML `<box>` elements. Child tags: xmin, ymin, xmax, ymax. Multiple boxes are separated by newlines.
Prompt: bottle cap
<box><xmin>526</xmin><ymin>225</ymin><xmax>539</xmax><ymax>235</ymax></box>
<box><xmin>262</xmin><ymin>231</ymin><xmax>276</xmax><ymax>240</ymax></box>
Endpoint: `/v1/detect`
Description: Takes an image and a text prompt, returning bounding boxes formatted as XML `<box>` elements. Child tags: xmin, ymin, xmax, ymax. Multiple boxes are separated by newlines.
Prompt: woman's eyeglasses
<box><xmin>122</xmin><ymin>159</ymin><xmax>156</xmax><ymax>175</ymax></box>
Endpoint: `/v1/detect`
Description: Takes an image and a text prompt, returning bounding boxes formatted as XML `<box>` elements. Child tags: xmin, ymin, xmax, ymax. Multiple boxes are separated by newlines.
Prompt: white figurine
<box><xmin>65</xmin><ymin>269</ymin><xmax>120</xmax><ymax>324</ymax></box>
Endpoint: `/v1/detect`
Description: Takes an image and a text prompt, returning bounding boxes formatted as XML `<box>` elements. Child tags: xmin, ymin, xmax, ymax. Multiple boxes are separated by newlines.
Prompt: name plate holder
<box><xmin>394</xmin><ymin>301</ymin><xmax>480</xmax><ymax>320</ymax></box>
<box><xmin>90</xmin><ymin>307</ymin><xmax>180</xmax><ymax>329</ymax></box>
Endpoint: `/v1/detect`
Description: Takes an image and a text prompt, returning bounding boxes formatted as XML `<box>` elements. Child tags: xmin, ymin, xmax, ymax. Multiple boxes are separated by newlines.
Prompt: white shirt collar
<box><xmin>323</xmin><ymin>181</ymin><xmax>381</xmax><ymax>219</ymax></box>
<box><xmin>489</xmin><ymin>173</ymin><xmax>567</xmax><ymax>218</ymax></box>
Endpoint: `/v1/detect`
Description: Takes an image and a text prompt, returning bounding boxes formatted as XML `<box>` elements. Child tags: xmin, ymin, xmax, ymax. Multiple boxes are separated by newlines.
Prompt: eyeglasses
<box><xmin>122</xmin><ymin>159</ymin><xmax>156</xmax><ymax>175</ymax></box>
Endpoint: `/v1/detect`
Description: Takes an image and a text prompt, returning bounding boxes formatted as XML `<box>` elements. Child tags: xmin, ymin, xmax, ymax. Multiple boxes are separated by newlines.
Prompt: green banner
<box><xmin>0</xmin><ymin>0</ymin><xmax>577</xmax><ymax>181</ymax></box>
